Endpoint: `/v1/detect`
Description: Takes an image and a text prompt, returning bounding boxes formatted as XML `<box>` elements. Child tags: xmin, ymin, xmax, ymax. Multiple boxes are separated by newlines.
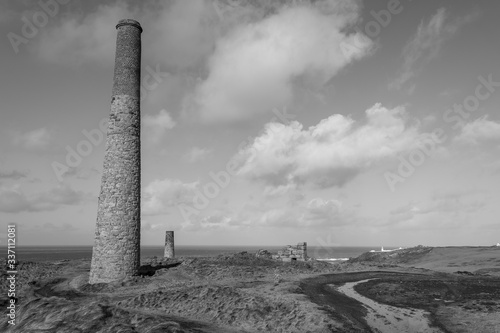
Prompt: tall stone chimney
<box><xmin>164</xmin><ymin>231</ymin><xmax>175</xmax><ymax>259</ymax></box>
<box><xmin>89</xmin><ymin>19</ymin><xmax>142</xmax><ymax>284</ymax></box>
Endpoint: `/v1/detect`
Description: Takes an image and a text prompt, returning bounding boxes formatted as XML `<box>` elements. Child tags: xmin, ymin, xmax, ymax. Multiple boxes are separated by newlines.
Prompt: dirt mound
<box><xmin>118</xmin><ymin>284</ymin><xmax>338</xmax><ymax>333</ymax></box>
<box><xmin>1</xmin><ymin>260</ymin><xmax>64</xmax><ymax>295</ymax></box>
<box><xmin>170</xmin><ymin>252</ymin><xmax>338</xmax><ymax>281</ymax></box>
<box><xmin>5</xmin><ymin>296</ymin><xmax>211</xmax><ymax>333</ymax></box>
<box><xmin>3</xmin><ymin>254</ymin><xmax>344</xmax><ymax>332</ymax></box>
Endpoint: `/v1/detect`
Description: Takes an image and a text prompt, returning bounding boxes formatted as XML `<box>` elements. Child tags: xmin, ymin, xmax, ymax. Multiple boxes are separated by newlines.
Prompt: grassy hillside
<box><xmin>351</xmin><ymin>246</ymin><xmax>500</xmax><ymax>275</ymax></box>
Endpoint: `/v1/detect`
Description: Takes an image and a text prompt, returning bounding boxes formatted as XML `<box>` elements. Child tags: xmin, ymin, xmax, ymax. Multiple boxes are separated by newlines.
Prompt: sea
<box><xmin>13</xmin><ymin>245</ymin><xmax>381</xmax><ymax>262</ymax></box>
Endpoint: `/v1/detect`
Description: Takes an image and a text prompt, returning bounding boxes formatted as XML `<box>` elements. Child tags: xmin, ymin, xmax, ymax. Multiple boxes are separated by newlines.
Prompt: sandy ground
<box><xmin>335</xmin><ymin>279</ymin><xmax>443</xmax><ymax>333</ymax></box>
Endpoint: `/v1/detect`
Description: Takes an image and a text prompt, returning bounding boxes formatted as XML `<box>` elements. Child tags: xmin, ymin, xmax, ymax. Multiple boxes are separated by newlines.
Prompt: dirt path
<box><xmin>335</xmin><ymin>279</ymin><xmax>444</xmax><ymax>333</ymax></box>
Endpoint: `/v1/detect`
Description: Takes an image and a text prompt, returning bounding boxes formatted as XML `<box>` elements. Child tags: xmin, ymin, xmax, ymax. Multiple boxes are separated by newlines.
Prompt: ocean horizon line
<box><xmin>15</xmin><ymin>244</ymin><xmax>399</xmax><ymax>247</ymax></box>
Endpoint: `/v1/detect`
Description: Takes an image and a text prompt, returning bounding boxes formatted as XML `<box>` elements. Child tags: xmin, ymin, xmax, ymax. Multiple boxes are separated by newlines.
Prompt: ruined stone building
<box><xmin>274</xmin><ymin>242</ymin><xmax>308</xmax><ymax>262</ymax></box>
<box><xmin>256</xmin><ymin>242</ymin><xmax>308</xmax><ymax>262</ymax></box>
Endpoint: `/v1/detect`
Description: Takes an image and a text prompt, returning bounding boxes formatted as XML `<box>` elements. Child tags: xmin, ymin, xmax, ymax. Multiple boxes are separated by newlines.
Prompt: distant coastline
<box><xmin>14</xmin><ymin>245</ymin><xmax>377</xmax><ymax>262</ymax></box>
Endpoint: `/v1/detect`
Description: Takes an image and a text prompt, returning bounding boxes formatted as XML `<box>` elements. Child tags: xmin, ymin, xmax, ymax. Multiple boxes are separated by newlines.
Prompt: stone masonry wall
<box><xmin>164</xmin><ymin>231</ymin><xmax>175</xmax><ymax>258</ymax></box>
<box><xmin>275</xmin><ymin>242</ymin><xmax>308</xmax><ymax>262</ymax></box>
<box><xmin>89</xmin><ymin>19</ymin><xmax>142</xmax><ymax>284</ymax></box>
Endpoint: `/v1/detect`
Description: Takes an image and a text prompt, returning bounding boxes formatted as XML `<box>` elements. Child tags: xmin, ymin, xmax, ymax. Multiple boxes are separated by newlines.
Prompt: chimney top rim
<box><xmin>116</xmin><ymin>19</ymin><xmax>142</xmax><ymax>33</ymax></box>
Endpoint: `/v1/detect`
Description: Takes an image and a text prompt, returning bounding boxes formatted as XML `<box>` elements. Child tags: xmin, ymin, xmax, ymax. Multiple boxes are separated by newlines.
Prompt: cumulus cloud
<box><xmin>32</xmin><ymin>1</ymin><xmax>371</xmax><ymax>123</ymax></box>
<box><xmin>34</xmin><ymin>0</ymin><xmax>232</xmax><ymax>69</ymax></box>
<box><xmin>142</xmin><ymin>178</ymin><xmax>198</xmax><ymax>215</ymax></box>
<box><xmin>142</xmin><ymin>109</ymin><xmax>176</xmax><ymax>143</ymax></box>
<box><xmin>389</xmin><ymin>8</ymin><xmax>477</xmax><ymax>92</ymax></box>
<box><xmin>183</xmin><ymin>196</ymin><xmax>360</xmax><ymax>230</ymax></box>
<box><xmin>182</xmin><ymin>146</ymin><xmax>212</xmax><ymax>163</ymax></box>
<box><xmin>195</xmin><ymin>2</ymin><xmax>372</xmax><ymax>122</ymax></box>
<box><xmin>234</xmin><ymin>103</ymin><xmax>420</xmax><ymax>188</ymax></box>
<box><xmin>11</xmin><ymin>127</ymin><xmax>52</xmax><ymax>150</ymax></box>
<box><xmin>195</xmin><ymin>213</ymin><xmax>235</xmax><ymax>230</ymax></box>
<box><xmin>145</xmin><ymin>0</ymin><xmax>223</xmax><ymax>70</ymax></box>
<box><xmin>304</xmin><ymin>198</ymin><xmax>344</xmax><ymax>225</ymax></box>
<box><xmin>454</xmin><ymin>116</ymin><xmax>500</xmax><ymax>145</ymax></box>
<box><xmin>0</xmin><ymin>184</ymin><xmax>89</xmax><ymax>213</ymax></box>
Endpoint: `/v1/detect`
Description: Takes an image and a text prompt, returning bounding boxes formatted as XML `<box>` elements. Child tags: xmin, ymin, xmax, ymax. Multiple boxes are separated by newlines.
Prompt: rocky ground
<box><xmin>1</xmin><ymin>253</ymin><xmax>345</xmax><ymax>332</ymax></box>
<box><xmin>1</xmin><ymin>246</ymin><xmax>499</xmax><ymax>332</ymax></box>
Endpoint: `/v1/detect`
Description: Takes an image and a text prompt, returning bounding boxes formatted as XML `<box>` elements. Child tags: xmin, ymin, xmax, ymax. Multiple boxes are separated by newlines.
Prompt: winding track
<box><xmin>336</xmin><ymin>279</ymin><xmax>444</xmax><ymax>333</ymax></box>
<box><xmin>300</xmin><ymin>271</ymin><xmax>446</xmax><ymax>333</ymax></box>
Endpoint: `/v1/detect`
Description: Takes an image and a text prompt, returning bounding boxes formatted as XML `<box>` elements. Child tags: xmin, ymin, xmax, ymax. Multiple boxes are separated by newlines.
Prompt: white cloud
<box><xmin>142</xmin><ymin>178</ymin><xmax>198</xmax><ymax>215</ymax></box>
<box><xmin>195</xmin><ymin>2</ymin><xmax>372</xmax><ymax>122</ymax></box>
<box><xmin>262</xmin><ymin>183</ymin><xmax>297</xmax><ymax>198</ymax></box>
<box><xmin>389</xmin><ymin>8</ymin><xmax>476</xmax><ymax>91</ymax></box>
<box><xmin>185</xmin><ymin>196</ymin><xmax>360</xmax><ymax>230</ymax></box>
<box><xmin>146</xmin><ymin>0</ymin><xmax>223</xmax><ymax>70</ymax></box>
<box><xmin>11</xmin><ymin>127</ymin><xmax>52</xmax><ymax>150</ymax></box>
<box><xmin>303</xmin><ymin>198</ymin><xmax>346</xmax><ymax>226</ymax></box>
<box><xmin>454</xmin><ymin>116</ymin><xmax>500</xmax><ymax>145</ymax></box>
<box><xmin>32</xmin><ymin>1</ymin><xmax>372</xmax><ymax>123</ymax></box>
<box><xmin>34</xmin><ymin>1</ymin><xmax>231</xmax><ymax>68</ymax></box>
<box><xmin>141</xmin><ymin>221</ymin><xmax>165</xmax><ymax>232</ymax></box>
<box><xmin>234</xmin><ymin>103</ymin><xmax>420</xmax><ymax>188</ymax></box>
<box><xmin>142</xmin><ymin>109</ymin><xmax>176</xmax><ymax>143</ymax></box>
<box><xmin>198</xmin><ymin>213</ymin><xmax>234</xmax><ymax>230</ymax></box>
<box><xmin>182</xmin><ymin>146</ymin><xmax>212</xmax><ymax>163</ymax></box>
<box><xmin>0</xmin><ymin>184</ymin><xmax>88</xmax><ymax>213</ymax></box>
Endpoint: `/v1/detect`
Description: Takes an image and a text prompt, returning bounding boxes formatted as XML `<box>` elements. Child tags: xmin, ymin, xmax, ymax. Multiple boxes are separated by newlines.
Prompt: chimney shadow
<box><xmin>138</xmin><ymin>261</ymin><xmax>181</xmax><ymax>277</ymax></box>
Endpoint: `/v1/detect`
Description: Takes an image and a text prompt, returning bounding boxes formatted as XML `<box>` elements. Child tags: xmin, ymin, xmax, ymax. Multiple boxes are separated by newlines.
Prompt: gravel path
<box><xmin>335</xmin><ymin>279</ymin><xmax>444</xmax><ymax>333</ymax></box>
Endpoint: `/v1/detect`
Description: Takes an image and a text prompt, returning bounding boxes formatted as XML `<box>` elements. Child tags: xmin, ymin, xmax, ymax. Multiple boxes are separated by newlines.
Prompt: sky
<box><xmin>1</xmin><ymin>0</ymin><xmax>499</xmax><ymax>247</ymax></box>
